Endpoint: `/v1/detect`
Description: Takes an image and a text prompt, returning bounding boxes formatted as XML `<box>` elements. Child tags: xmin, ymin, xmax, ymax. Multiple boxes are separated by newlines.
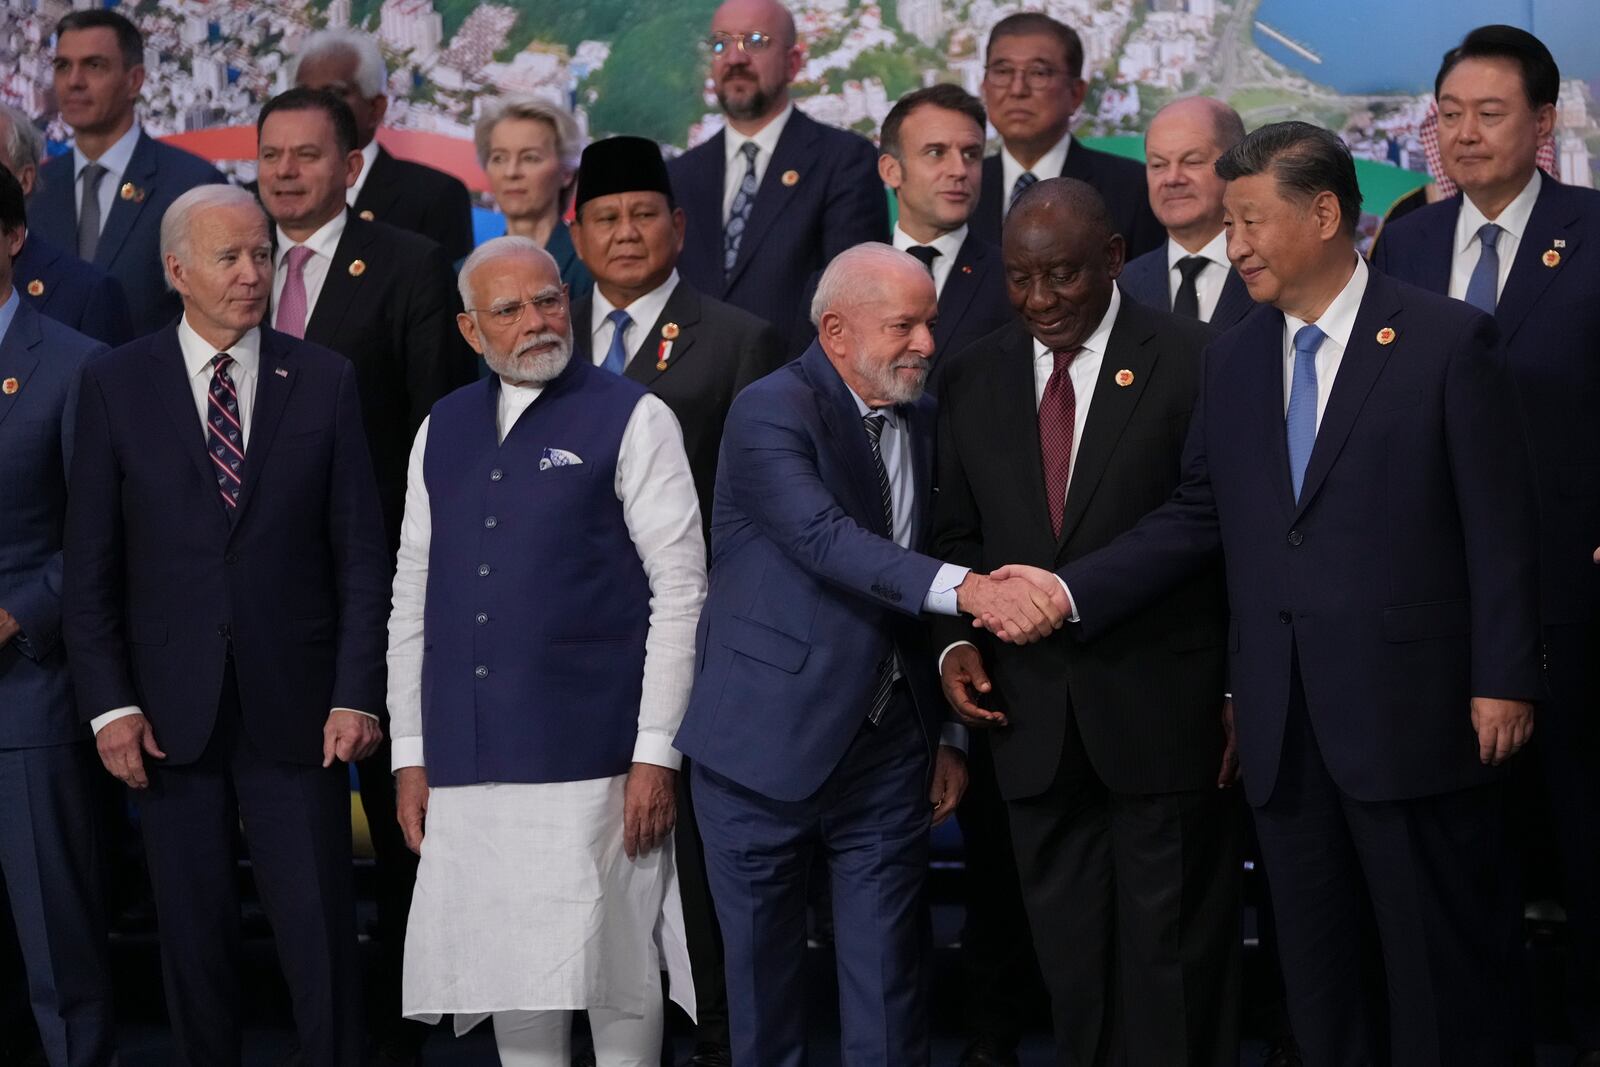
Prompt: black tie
<box><xmin>862</xmin><ymin>412</ymin><xmax>896</xmax><ymax>725</ymax></box>
<box><xmin>906</xmin><ymin>245</ymin><xmax>940</xmax><ymax>274</ymax></box>
<box><xmin>1173</xmin><ymin>256</ymin><xmax>1208</xmax><ymax>319</ymax></box>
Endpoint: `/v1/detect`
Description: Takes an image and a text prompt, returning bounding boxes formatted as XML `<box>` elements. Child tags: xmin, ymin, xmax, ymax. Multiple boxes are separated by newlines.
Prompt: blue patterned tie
<box><xmin>601</xmin><ymin>308</ymin><xmax>632</xmax><ymax>374</ymax></box>
<box><xmin>1008</xmin><ymin>170</ymin><xmax>1038</xmax><ymax>213</ymax></box>
<box><xmin>723</xmin><ymin>141</ymin><xmax>760</xmax><ymax>276</ymax></box>
<box><xmin>1285</xmin><ymin>324</ymin><xmax>1324</xmax><ymax>502</ymax></box>
<box><xmin>1463</xmin><ymin>223</ymin><xmax>1502</xmax><ymax>314</ymax></box>
<box><xmin>206</xmin><ymin>353</ymin><xmax>245</xmax><ymax>509</ymax></box>
<box><xmin>862</xmin><ymin>412</ymin><xmax>896</xmax><ymax>725</ymax></box>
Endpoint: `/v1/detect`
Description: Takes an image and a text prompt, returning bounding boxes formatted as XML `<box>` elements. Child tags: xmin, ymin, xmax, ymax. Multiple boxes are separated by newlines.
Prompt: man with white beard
<box><xmin>385</xmin><ymin>236</ymin><xmax>706</xmax><ymax>1065</ymax></box>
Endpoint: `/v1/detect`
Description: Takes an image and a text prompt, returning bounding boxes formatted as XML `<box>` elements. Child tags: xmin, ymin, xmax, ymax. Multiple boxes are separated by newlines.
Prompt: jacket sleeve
<box><xmin>327</xmin><ymin>361</ymin><xmax>393</xmax><ymax>717</ymax></box>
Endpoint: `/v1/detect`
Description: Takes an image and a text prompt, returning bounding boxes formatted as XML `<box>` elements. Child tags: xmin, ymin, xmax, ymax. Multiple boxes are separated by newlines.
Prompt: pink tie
<box><xmin>274</xmin><ymin>245</ymin><xmax>314</xmax><ymax>339</ymax></box>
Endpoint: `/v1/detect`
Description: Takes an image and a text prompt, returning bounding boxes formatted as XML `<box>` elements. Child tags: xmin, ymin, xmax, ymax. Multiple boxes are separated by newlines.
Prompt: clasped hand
<box><xmin>955</xmin><ymin>565</ymin><xmax>1073</xmax><ymax>645</ymax></box>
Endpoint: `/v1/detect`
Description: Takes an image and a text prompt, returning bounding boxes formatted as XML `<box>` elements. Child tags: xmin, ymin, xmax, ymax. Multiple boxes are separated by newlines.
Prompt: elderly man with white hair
<box><xmin>291</xmin><ymin>27</ymin><xmax>474</xmax><ymax>261</ymax></box>
<box><xmin>63</xmin><ymin>183</ymin><xmax>390</xmax><ymax>1067</ymax></box>
<box><xmin>387</xmin><ymin>235</ymin><xmax>704</xmax><ymax>1065</ymax></box>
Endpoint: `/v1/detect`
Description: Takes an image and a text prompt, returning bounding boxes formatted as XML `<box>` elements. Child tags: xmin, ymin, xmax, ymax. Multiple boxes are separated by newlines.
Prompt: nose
<box><xmin>1024</xmin><ymin>277</ymin><xmax>1056</xmax><ymax>311</ymax></box>
<box><xmin>1225</xmin><ymin>229</ymin><xmax>1250</xmax><ymax>266</ymax></box>
<box><xmin>1456</xmin><ymin>112</ymin><xmax>1481</xmax><ymax>143</ymax></box>
<box><xmin>910</xmin><ymin>323</ymin><xmax>935</xmax><ymax>357</ymax></box>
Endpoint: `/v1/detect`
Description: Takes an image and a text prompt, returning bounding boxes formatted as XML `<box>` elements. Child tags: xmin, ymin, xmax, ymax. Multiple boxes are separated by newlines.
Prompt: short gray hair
<box><xmin>810</xmin><ymin>243</ymin><xmax>926</xmax><ymax>326</ymax></box>
<box><xmin>0</xmin><ymin>102</ymin><xmax>44</xmax><ymax>176</ymax></box>
<box><xmin>160</xmin><ymin>184</ymin><xmax>265</xmax><ymax>287</ymax></box>
<box><xmin>292</xmin><ymin>29</ymin><xmax>388</xmax><ymax>98</ymax></box>
<box><xmin>473</xmin><ymin>96</ymin><xmax>583</xmax><ymax>174</ymax></box>
<box><xmin>458</xmin><ymin>235</ymin><xmax>559</xmax><ymax>309</ymax></box>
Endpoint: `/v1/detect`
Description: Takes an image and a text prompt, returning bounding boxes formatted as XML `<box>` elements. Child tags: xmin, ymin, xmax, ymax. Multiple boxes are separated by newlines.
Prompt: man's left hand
<box><xmin>930</xmin><ymin>745</ymin><xmax>968</xmax><ymax>827</ymax></box>
<box><xmin>0</xmin><ymin>608</ymin><xmax>19</xmax><ymax>649</ymax></box>
<box><xmin>1470</xmin><ymin>697</ymin><xmax>1534</xmax><ymax>766</ymax></box>
<box><xmin>623</xmin><ymin>762</ymin><xmax>677</xmax><ymax>860</ymax></box>
<box><xmin>322</xmin><ymin>710</ymin><xmax>383</xmax><ymax>767</ymax></box>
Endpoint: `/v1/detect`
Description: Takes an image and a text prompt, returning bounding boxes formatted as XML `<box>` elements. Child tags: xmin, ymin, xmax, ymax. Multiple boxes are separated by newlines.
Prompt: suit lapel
<box><xmin>93</xmin><ymin>132</ymin><xmax>158</xmax><ymax>271</ymax></box>
<box><xmin>1237</xmin><ymin>309</ymin><xmax>1298</xmax><ymax>517</ymax></box>
<box><xmin>1495</xmin><ymin>181</ymin><xmax>1575</xmax><ymax>347</ymax></box>
<box><xmin>0</xmin><ymin>302</ymin><xmax>43</xmax><ymax>435</ymax></box>
<box><xmin>990</xmin><ymin>324</ymin><xmax>1056</xmax><ymax>545</ymax></box>
<box><xmin>727</xmin><ymin>114</ymin><xmax>819</xmax><ymax>288</ymax></box>
<box><xmin>804</xmin><ymin>345</ymin><xmax>884</xmax><ymax>533</ymax></box>
<box><xmin>32</xmin><ymin>157</ymin><xmax>77</xmax><ymax>244</ymax></box>
<box><xmin>932</xmin><ymin>235</ymin><xmax>986</xmax><ymax>357</ymax></box>
<box><xmin>626</xmin><ymin>282</ymin><xmax>701</xmax><ymax>388</ymax></box>
<box><xmin>975</xmin><ymin>155</ymin><xmax>1004</xmax><ymax>244</ymax></box>
<box><xmin>680</xmin><ymin>135</ymin><xmax>727</xmax><ymax>292</ymax></box>
<box><xmin>570</xmin><ymin>295</ymin><xmax>595</xmax><ymax>363</ymax></box>
<box><xmin>304</xmin><ymin>211</ymin><xmax>369</xmax><ymax>344</ymax></box>
<box><xmin>231</xmin><ymin>329</ymin><xmax>296</xmax><ymax>524</ymax></box>
<box><xmin>904</xmin><ymin>395</ymin><xmax>936</xmax><ymax>545</ymax></box>
<box><xmin>352</xmin><ymin>148</ymin><xmax>400</xmax><ymax>220</ymax></box>
<box><xmin>147</xmin><ymin>327</ymin><xmax>230</xmax><ymax>520</ymax></box>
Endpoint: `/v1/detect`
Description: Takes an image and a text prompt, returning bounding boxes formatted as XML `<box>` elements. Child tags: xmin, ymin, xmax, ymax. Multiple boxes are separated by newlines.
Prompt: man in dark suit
<box><xmin>32</xmin><ymin>10</ymin><xmax>226</xmax><ymax>336</ymax></box>
<box><xmin>676</xmin><ymin>243</ymin><xmax>1072</xmax><ymax>1066</ymax></box>
<box><xmin>934</xmin><ymin>178</ymin><xmax>1238</xmax><ymax>1067</ymax></box>
<box><xmin>667</xmin><ymin>0</ymin><xmax>888</xmax><ymax>353</ymax></box>
<box><xmin>255</xmin><ymin>87</ymin><xmax>473</xmax><ymax>1065</ymax></box>
<box><xmin>63</xmin><ymin>184</ymin><xmax>390</xmax><ymax>1067</ymax></box>
<box><xmin>1370</xmin><ymin>27</ymin><xmax>1600</xmax><ymax>1061</ymax></box>
<box><xmin>0</xmin><ymin>164</ymin><xmax>117</xmax><ymax>1067</ymax></box>
<box><xmin>1121</xmin><ymin>97</ymin><xmax>1254</xmax><ymax>331</ymax></box>
<box><xmin>0</xmin><ymin>107</ymin><xmax>132</xmax><ymax>346</ymax></box>
<box><xmin>973</xmin><ymin>13</ymin><xmax>1162</xmax><ymax>258</ymax></box>
<box><xmin>565</xmin><ymin>134</ymin><xmax>785</xmax><ymax>1067</ymax></box>
<box><xmin>291</xmin><ymin>29</ymin><xmax>475</xmax><ymax>264</ymax></box>
<box><xmin>1043</xmin><ymin>122</ymin><xmax>1542</xmax><ymax>1067</ymax></box>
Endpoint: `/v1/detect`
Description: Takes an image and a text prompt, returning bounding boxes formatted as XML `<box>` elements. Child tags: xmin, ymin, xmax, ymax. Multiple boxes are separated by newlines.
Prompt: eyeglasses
<box><xmin>983</xmin><ymin>63</ymin><xmax>1065</xmax><ymax>91</ymax></box>
<box><xmin>706</xmin><ymin>31</ymin><xmax>777</xmax><ymax>57</ymax></box>
<box><xmin>470</xmin><ymin>293</ymin><xmax>566</xmax><ymax>326</ymax></box>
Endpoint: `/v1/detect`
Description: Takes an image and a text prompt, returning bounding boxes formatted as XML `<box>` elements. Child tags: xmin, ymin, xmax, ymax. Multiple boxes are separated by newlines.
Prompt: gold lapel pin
<box><xmin>348</xmin><ymin>259</ymin><xmax>367</xmax><ymax>277</ymax></box>
<box><xmin>781</xmin><ymin>169</ymin><xmax>799</xmax><ymax>187</ymax></box>
<box><xmin>119</xmin><ymin>181</ymin><xmax>143</xmax><ymax>202</ymax></box>
<box><xmin>1114</xmin><ymin>368</ymin><xmax>1134</xmax><ymax>387</ymax></box>
<box><xmin>1377</xmin><ymin>327</ymin><xmax>1396</xmax><ymax>345</ymax></box>
<box><xmin>358</xmin><ymin>209</ymin><xmax>375</xmax><ymax>221</ymax></box>
<box><xmin>26</xmin><ymin>279</ymin><xmax>44</xmax><ymax>297</ymax></box>
<box><xmin>1542</xmin><ymin>249</ymin><xmax>1561</xmax><ymax>268</ymax></box>
<box><xmin>2</xmin><ymin>377</ymin><xmax>18</xmax><ymax>395</ymax></box>
<box><xmin>661</xmin><ymin>321</ymin><xmax>680</xmax><ymax>340</ymax></box>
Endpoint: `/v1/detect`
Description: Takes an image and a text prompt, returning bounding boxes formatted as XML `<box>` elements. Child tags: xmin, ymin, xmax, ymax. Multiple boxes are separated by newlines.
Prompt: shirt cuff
<box><xmin>91</xmin><ymin>706</ymin><xmax>142</xmax><ymax>734</ymax></box>
<box><xmin>922</xmin><ymin>564</ymin><xmax>971</xmax><ymax>616</ymax></box>
<box><xmin>1058</xmin><ymin>576</ymin><xmax>1080</xmax><ymax>623</ymax></box>
<box><xmin>333</xmin><ymin>707</ymin><xmax>379</xmax><ymax>722</ymax></box>
<box><xmin>632</xmin><ymin>732</ymin><xmax>683</xmax><ymax>771</ymax></box>
<box><xmin>939</xmin><ymin>721</ymin><xmax>969</xmax><ymax>752</ymax></box>
<box><xmin>390</xmin><ymin>736</ymin><xmax>426</xmax><ymax>772</ymax></box>
<box><xmin>938</xmin><ymin>640</ymin><xmax>977</xmax><ymax>675</ymax></box>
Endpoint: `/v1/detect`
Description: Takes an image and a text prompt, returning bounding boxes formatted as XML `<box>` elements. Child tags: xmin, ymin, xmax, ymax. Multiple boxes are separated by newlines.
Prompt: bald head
<box><xmin>712</xmin><ymin>0</ymin><xmax>796</xmax><ymax>48</ymax></box>
<box><xmin>1150</xmin><ymin>96</ymin><xmax>1245</xmax><ymax>156</ymax></box>
<box><xmin>709</xmin><ymin>0</ymin><xmax>800</xmax><ymax>130</ymax></box>
<box><xmin>1002</xmin><ymin>178</ymin><xmax>1123</xmax><ymax>354</ymax></box>
<box><xmin>1145</xmin><ymin>97</ymin><xmax>1243</xmax><ymax>250</ymax></box>
<box><xmin>813</xmin><ymin>243</ymin><xmax>937</xmax><ymax>408</ymax></box>
<box><xmin>1007</xmin><ymin>177</ymin><xmax>1115</xmax><ymax>246</ymax></box>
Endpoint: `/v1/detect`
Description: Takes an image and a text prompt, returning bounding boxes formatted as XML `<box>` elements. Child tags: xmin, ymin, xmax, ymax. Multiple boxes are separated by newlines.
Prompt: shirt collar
<box><xmin>74</xmin><ymin>123</ymin><xmax>141</xmax><ymax>181</ymax></box>
<box><xmin>1166</xmin><ymin>228</ymin><xmax>1229</xmax><ymax>272</ymax></box>
<box><xmin>1031</xmin><ymin>285</ymin><xmax>1122</xmax><ymax>362</ymax></box>
<box><xmin>1456</xmin><ymin>169</ymin><xmax>1542</xmax><ymax>254</ymax></box>
<box><xmin>1001</xmin><ymin>130</ymin><xmax>1072</xmax><ymax>190</ymax></box>
<box><xmin>893</xmin><ymin>222</ymin><xmax>968</xmax><ymax>260</ymax></box>
<box><xmin>349</xmin><ymin>140</ymin><xmax>382</xmax><ymax>202</ymax></box>
<box><xmin>0</xmin><ymin>286</ymin><xmax>19</xmax><ymax>347</ymax></box>
<box><xmin>724</xmin><ymin>103</ymin><xmax>794</xmax><ymax>167</ymax></box>
<box><xmin>1283</xmin><ymin>255</ymin><xmax>1367</xmax><ymax>352</ymax></box>
<box><xmin>178</xmin><ymin>317</ymin><xmax>262</xmax><ymax>381</ymax></box>
<box><xmin>591</xmin><ymin>269</ymin><xmax>681</xmax><ymax>339</ymax></box>
<box><xmin>275</xmin><ymin>210</ymin><xmax>348</xmax><ymax>268</ymax></box>
<box><xmin>842</xmin><ymin>376</ymin><xmax>903</xmax><ymax>428</ymax></box>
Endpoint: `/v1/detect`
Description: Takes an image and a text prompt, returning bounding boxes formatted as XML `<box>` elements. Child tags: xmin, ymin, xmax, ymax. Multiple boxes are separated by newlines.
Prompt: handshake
<box><xmin>955</xmin><ymin>565</ymin><xmax>1074</xmax><ymax>645</ymax></box>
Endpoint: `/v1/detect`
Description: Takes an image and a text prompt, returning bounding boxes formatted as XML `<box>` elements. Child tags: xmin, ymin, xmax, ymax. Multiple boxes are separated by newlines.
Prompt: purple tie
<box><xmin>275</xmin><ymin>246</ymin><xmax>314</xmax><ymax>338</ymax></box>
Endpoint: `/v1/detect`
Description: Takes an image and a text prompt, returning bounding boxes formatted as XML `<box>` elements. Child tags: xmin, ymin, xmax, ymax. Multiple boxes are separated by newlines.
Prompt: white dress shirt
<box><xmin>72</xmin><ymin>123</ymin><xmax>141</xmax><ymax>237</ymax></box>
<box><xmin>999</xmin><ymin>131</ymin><xmax>1072</xmax><ymax>219</ymax></box>
<box><xmin>272</xmin><ymin>211</ymin><xmax>348</xmax><ymax>326</ymax></box>
<box><xmin>1281</xmin><ymin>256</ymin><xmax>1368</xmax><ymax>432</ymax></box>
<box><xmin>347</xmin><ymin>139</ymin><xmax>381</xmax><ymax>206</ymax></box>
<box><xmin>589</xmin><ymin>271</ymin><xmax>681</xmax><ymax>368</ymax></box>
<box><xmin>1165</xmin><ymin>229</ymin><xmax>1230</xmax><ymax>322</ymax></box>
<box><xmin>1448</xmin><ymin>169</ymin><xmax>1541</xmax><ymax>305</ymax></box>
<box><xmin>387</xmin><ymin>381</ymin><xmax>707</xmax><ymax>772</ymax></box>
<box><xmin>721</xmin><ymin>103</ymin><xmax>794</xmax><ymax>222</ymax></box>
<box><xmin>893</xmin><ymin>222</ymin><xmax>968</xmax><ymax>297</ymax></box>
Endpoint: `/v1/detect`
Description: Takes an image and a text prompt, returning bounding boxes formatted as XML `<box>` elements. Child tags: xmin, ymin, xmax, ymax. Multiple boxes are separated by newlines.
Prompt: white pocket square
<box><xmin>539</xmin><ymin>447</ymin><xmax>584</xmax><ymax>470</ymax></box>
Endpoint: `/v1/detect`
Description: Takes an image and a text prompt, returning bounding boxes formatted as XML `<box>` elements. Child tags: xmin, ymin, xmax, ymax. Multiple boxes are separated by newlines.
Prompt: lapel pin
<box><xmin>781</xmin><ymin>169</ymin><xmax>799</xmax><ymax>187</ymax></box>
<box><xmin>1376</xmin><ymin>326</ymin><xmax>1396</xmax><ymax>345</ymax></box>
<box><xmin>961</xmin><ymin>265</ymin><xmax>973</xmax><ymax>274</ymax></box>
<box><xmin>358</xmin><ymin>209</ymin><xmax>375</xmax><ymax>221</ymax></box>
<box><xmin>119</xmin><ymin>181</ymin><xmax>144</xmax><ymax>203</ymax></box>
<box><xmin>656</xmin><ymin>340</ymin><xmax>674</xmax><ymax>370</ymax></box>
<box><xmin>2</xmin><ymin>377</ymin><xmax>18</xmax><ymax>395</ymax></box>
<box><xmin>1542</xmin><ymin>249</ymin><xmax>1561</xmax><ymax>268</ymax></box>
<box><xmin>661</xmin><ymin>321</ymin><xmax>680</xmax><ymax>340</ymax></box>
<box><xmin>274</xmin><ymin>367</ymin><xmax>289</xmax><ymax>378</ymax></box>
<box><xmin>1553</xmin><ymin>238</ymin><xmax>1566</xmax><ymax>248</ymax></box>
<box><xmin>1114</xmin><ymin>368</ymin><xmax>1134</xmax><ymax>387</ymax></box>
<box><xmin>348</xmin><ymin>259</ymin><xmax>367</xmax><ymax>277</ymax></box>
<box><xmin>26</xmin><ymin>279</ymin><xmax>43</xmax><ymax>297</ymax></box>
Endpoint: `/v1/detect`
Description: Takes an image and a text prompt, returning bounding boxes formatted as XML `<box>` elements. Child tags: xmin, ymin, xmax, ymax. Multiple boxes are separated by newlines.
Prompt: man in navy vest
<box><xmin>388</xmin><ymin>236</ymin><xmax>706</xmax><ymax>1063</ymax></box>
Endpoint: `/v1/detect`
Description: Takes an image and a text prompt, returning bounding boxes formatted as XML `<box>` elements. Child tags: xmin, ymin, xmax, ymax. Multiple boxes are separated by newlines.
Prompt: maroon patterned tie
<box><xmin>1039</xmin><ymin>347</ymin><xmax>1080</xmax><ymax>538</ymax></box>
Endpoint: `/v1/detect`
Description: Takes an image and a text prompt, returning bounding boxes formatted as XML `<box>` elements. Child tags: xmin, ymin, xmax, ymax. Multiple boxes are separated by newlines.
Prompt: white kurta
<box><xmin>387</xmin><ymin>373</ymin><xmax>707</xmax><ymax>1030</ymax></box>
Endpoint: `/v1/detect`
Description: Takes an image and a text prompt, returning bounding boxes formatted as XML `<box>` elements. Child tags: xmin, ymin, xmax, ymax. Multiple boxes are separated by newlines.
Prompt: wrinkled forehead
<box><xmin>468</xmin><ymin>252</ymin><xmax>562</xmax><ymax>303</ymax></box>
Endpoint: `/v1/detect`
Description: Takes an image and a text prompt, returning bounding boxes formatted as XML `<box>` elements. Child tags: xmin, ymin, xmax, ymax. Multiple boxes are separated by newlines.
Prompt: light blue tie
<box><xmin>1286</xmin><ymin>323</ymin><xmax>1324</xmax><ymax>502</ymax></box>
<box><xmin>601</xmin><ymin>309</ymin><xmax>632</xmax><ymax>375</ymax></box>
<box><xmin>723</xmin><ymin>141</ymin><xmax>760</xmax><ymax>276</ymax></box>
<box><xmin>1463</xmin><ymin>222</ymin><xmax>1502</xmax><ymax>313</ymax></box>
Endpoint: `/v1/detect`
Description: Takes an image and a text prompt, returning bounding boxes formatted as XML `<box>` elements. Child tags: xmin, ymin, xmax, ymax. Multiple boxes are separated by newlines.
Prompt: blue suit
<box><xmin>1062</xmin><ymin>267</ymin><xmax>1542</xmax><ymax>1065</ymax></box>
<box><xmin>675</xmin><ymin>343</ymin><xmax>949</xmax><ymax>1065</ymax></box>
<box><xmin>0</xmin><ymin>297</ymin><xmax>115</xmax><ymax>1066</ymax></box>
<box><xmin>668</xmin><ymin>109</ymin><xmax>888</xmax><ymax>353</ymax></box>
<box><xmin>14</xmin><ymin>232</ymin><xmax>133</xmax><ymax>346</ymax></box>
<box><xmin>1119</xmin><ymin>243</ymin><xmax>1254</xmax><ymax>330</ymax></box>
<box><xmin>32</xmin><ymin>131</ymin><xmax>227</xmax><ymax>336</ymax></box>
<box><xmin>1372</xmin><ymin>177</ymin><xmax>1600</xmax><ymax>1048</ymax></box>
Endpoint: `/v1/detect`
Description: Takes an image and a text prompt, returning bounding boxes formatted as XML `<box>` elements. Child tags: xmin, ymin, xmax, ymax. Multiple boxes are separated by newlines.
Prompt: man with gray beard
<box><xmin>387</xmin><ymin>236</ymin><xmax>705</xmax><ymax>1065</ymax></box>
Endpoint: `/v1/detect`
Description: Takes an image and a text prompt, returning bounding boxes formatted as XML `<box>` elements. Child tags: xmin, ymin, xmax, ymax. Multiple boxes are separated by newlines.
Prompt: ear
<box><xmin>785</xmin><ymin>44</ymin><xmax>805</xmax><ymax>83</ymax></box>
<box><xmin>1065</xmin><ymin>76</ymin><xmax>1088</xmax><ymax>118</ymax></box>
<box><xmin>1533</xmin><ymin>102</ymin><xmax>1556</xmax><ymax>143</ymax></box>
<box><xmin>671</xmin><ymin>206</ymin><xmax>687</xmax><ymax>254</ymax></box>
<box><xmin>1313</xmin><ymin>190</ymin><xmax>1344</xmax><ymax>240</ymax></box>
<box><xmin>344</xmin><ymin>149</ymin><xmax>364</xmax><ymax>191</ymax></box>
<box><xmin>165</xmin><ymin>254</ymin><xmax>189</xmax><ymax>298</ymax></box>
<box><xmin>456</xmin><ymin>311</ymin><xmax>484</xmax><ymax>354</ymax></box>
<box><xmin>2</xmin><ymin>224</ymin><xmax>25</xmax><ymax>260</ymax></box>
<box><xmin>878</xmin><ymin>152</ymin><xmax>903</xmax><ymax>191</ymax></box>
<box><xmin>127</xmin><ymin>63</ymin><xmax>146</xmax><ymax>98</ymax></box>
<box><xmin>818</xmin><ymin>308</ymin><xmax>845</xmax><ymax>348</ymax></box>
<box><xmin>1104</xmin><ymin>233</ymin><xmax>1126</xmax><ymax>280</ymax></box>
<box><xmin>370</xmin><ymin>94</ymin><xmax>390</xmax><ymax>129</ymax></box>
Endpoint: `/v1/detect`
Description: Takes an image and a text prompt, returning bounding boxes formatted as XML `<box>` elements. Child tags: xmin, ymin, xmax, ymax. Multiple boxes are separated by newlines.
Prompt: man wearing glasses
<box><xmin>971</xmin><ymin>13</ymin><xmax>1163</xmax><ymax>258</ymax></box>
<box><xmin>668</xmin><ymin>0</ymin><xmax>888</xmax><ymax>356</ymax></box>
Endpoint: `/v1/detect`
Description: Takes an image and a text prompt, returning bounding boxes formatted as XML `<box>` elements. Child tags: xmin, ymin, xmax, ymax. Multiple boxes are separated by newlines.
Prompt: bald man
<box><xmin>1120</xmin><ymin>97</ymin><xmax>1254</xmax><ymax>330</ymax></box>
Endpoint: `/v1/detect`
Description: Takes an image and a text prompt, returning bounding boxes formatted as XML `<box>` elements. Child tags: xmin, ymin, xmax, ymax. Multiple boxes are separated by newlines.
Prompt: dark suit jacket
<box><xmin>674</xmin><ymin>343</ymin><xmax>947</xmax><ymax>801</ymax></box>
<box><xmin>63</xmin><ymin>325</ymin><xmax>390</xmax><ymax>767</ymax></box>
<box><xmin>668</xmin><ymin>109</ymin><xmax>888</xmax><ymax>352</ymax></box>
<box><xmin>972</xmin><ymin>139</ymin><xmax>1164</xmax><ymax>259</ymax></box>
<box><xmin>1371</xmin><ymin>178</ymin><xmax>1600</xmax><ymax>626</ymax></box>
<box><xmin>932</xmin><ymin>301</ymin><xmax>1225</xmax><ymax>799</ymax></box>
<box><xmin>571</xmin><ymin>279</ymin><xmax>785</xmax><ymax>526</ymax></box>
<box><xmin>1120</xmin><ymin>243</ymin><xmax>1254</xmax><ymax>330</ymax></box>
<box><xmin>1060</xmin><ymin>269</ymin><xmax>1543</xmax><ymax>806</ymax></box>
<box><xmin>32</xmin><ymin>131</ymin><xmax>227</xmax><ymax>336</ymax></box>
<box><xmin>352</xmin><ymin>145</ymin><xmax>474</xmax><ymax>264</ymax></box>
<box><xmin>285</xmin><ymin>211</ymin><xmax>476</xmax><ymax>551</ymax></box>
<box><xmin>0</xmin><ymin>301</ymin><xmax>108</xmax><ymax>748</ymax></box>
<box><xmin>14</xmin><ymin>233</ymin><xmax>133</xmax><ymax>346</ymax></box>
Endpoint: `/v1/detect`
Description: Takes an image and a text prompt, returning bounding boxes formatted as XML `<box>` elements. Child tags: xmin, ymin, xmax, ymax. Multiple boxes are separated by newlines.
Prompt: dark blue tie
<box><xmin>723</xmin><ymin>141</ymin><xmax>760</xmax><ymax>276</ymax></box>
<box><xmin>1285</xmin><ymin>324</ymin><xmax>1324</xmax><ymax>502</ymax></box>
<box><xmin>206</xmin><ymin>353</ymin><xmax>245</xmax><ymax>509</ymax></box>
<box><xmin>1008</xmin><ymin>170</ymin><xmax>1038</xmax><ymax>212</ymax></box>
<box><xmin>1463</xmin><ymin>223</ymin><xmax>1502</xmax><ymax>314</ymax></box>
<box><xmin>601</xmin><ymin>309</ymin><xmax>631</xmax><ymax>374</ymax></box>
<box><xmin>862</xmin><ymin>412</ymin><xmax>896</xmax><ymax>725</ymax></box>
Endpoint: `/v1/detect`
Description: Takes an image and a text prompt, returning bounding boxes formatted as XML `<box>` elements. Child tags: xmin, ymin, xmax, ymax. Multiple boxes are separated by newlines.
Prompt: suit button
<box><xmin>477</xmin><ymin>563</ymin><xmax>491</xmax><ymax>577</ymax></box>
<box><xmin>474</xmin><ymin>665</ymin><xmax>489</xmax><ymax>679</ymax></box>
<box><xmin>225</xmin><ymin>552</ymin><xmax>239</xmax><ymax>564</ymax></box>
<box><xmin>1278</xmin><ymin>611</ymin><xmax>1292</xmax><ymax>624</ymax></box>
<box><xmin>216</xmin><ymin>623</ymin><xmax>231</xmax><ymax>638</ymax></box>
<box><xmin>1287</xmin><ymin>530</ymin><xmax>1304</xmax><ymax>546</ymax></box>
<box><xmin>476</xmin><ymin>613</ymin><xmax>489</xmax><ymax>625</ymax></box>
<box><xmin>490</xmin><ymin>468</ymin><xmax>504</xmax><ymax>482</ymax></box>
<box><xmin>484</xmin><ymin>516</ymin><xmax>498</xmax><ymax>529</ymax></box>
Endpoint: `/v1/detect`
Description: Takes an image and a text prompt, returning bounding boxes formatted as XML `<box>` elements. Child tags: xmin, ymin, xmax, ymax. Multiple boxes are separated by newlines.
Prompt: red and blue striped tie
<box><xmin>206</xmin><ymin>353</ymin><xmax>245</xmax><ymax>509</ymax></box>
